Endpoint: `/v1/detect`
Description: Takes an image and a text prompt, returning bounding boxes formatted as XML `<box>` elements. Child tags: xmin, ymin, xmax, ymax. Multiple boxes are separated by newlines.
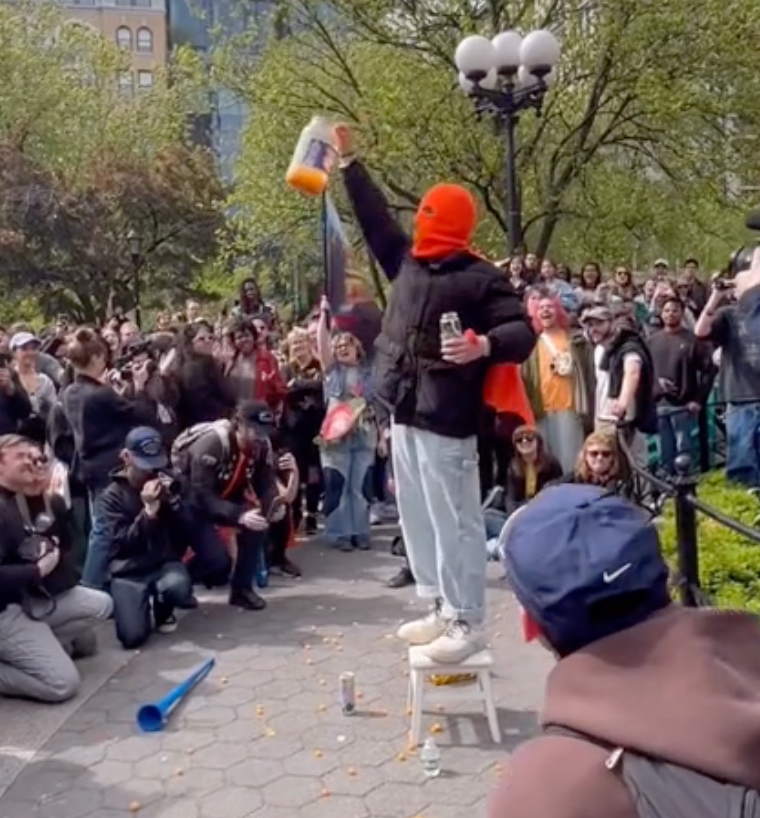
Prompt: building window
<box><xmin>136</xmin><ymin>27</ymin><xmax>153</xmax><ymax>53</ymax></box>
<box><xmin>137</xmin><ymin>70</ymin><xmax>153</xmax><ymax>90</ymax></box>
<box><xmin>116</xmin><ymin>26</ymin><xmax>132</xmax><ymax>50</ymax></box>
<box><xmin>118</xmin><ymin>71</ymin><xmax>134</xmax><ymax>97</ymax></box>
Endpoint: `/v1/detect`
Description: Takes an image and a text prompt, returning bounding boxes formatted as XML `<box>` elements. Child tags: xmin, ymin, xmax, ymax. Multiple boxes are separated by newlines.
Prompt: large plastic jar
<box><xmin>285</xmin><ymin>116</ymin><xmax>337</xmax><ymax>197</ymax></box>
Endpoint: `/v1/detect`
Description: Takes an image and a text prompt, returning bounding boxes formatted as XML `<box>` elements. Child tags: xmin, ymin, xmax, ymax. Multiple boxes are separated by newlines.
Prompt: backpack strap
<box><xmin>544</xmin><ymin>725</ymin><xmax>625</xmax><ymax>770</ymax></box>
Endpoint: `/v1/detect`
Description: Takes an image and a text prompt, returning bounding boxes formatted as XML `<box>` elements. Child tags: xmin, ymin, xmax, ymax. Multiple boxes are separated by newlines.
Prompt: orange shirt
<box><xmin>537</xmin><ymin>331</ymin><xmax>574</xmax><ymax>413</ymax></box>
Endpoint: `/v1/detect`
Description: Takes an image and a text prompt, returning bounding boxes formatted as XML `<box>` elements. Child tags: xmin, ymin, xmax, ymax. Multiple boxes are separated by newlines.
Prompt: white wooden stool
<box><xmin>407</xmin><ymin>646</ymin><xmax>501</xmax><ymax>746</ymax></box>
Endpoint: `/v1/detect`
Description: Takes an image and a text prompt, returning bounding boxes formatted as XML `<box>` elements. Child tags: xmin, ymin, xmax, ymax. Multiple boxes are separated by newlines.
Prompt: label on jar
<box><xmin>303</xmin><ymin>138</ymin><xmax>335</xmax><ymax>173</ymax></box>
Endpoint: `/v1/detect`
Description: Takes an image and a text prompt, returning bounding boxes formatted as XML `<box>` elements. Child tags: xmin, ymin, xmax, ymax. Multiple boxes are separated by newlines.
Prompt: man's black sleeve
<box><xmin>101</xmin><ymin>486</ymin><xmax>159</xmax><ymax>560</ymax></box>
<box><xmin>188</xmin><ymin>435</ymin><xmax>246</xmax><ymax>526</ymax></box>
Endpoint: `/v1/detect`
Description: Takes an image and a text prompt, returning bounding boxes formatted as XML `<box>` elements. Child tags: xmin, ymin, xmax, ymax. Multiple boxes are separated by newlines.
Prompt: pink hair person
<box><xmin>528</xmin><ymin>291</ymin><xmax>570</xmax><ymax>334</ymax></box>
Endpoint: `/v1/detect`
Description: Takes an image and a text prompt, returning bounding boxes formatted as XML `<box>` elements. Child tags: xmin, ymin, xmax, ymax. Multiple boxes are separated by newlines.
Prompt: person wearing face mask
<box><xmin>61</xmin><ymin>328</ymin><xmax>158</xmax><ymax>590</ymax></box>
<box><xmin>335</xmin><ymin>124</ymin><xmax>535</xmax><ymax>663</ymax></box>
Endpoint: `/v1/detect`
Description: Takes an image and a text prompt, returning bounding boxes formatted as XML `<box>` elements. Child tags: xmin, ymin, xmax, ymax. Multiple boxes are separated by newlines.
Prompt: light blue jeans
<box><xmin>657</xmin><ymin>405</ymin><xmax>696</xmax><ymax>475</ymax></box>
<box><xmin>391</xmin><ymin>422</ymin><xmax>486</xmax><ymax>625</ymax></box>
<box><xmin>321</xmin><ymin>432</ymin><xmax>375</xmax><ymax>544</ymax></box>
<box><xmin>725</xmin><ymin>402</ymin><xmax>760</xmax><ymax>487</ymax></box>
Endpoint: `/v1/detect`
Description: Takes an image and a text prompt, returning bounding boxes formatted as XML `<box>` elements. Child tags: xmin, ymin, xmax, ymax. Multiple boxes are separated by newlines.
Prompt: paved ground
<box><xmin>0</xmin><ymin>527</ymin><xmax>551</xmax><ymax>818</ymax></box>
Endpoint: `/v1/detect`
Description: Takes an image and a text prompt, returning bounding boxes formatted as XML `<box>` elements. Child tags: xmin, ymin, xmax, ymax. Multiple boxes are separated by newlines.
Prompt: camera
<box><xmin>17</xmin><ymin>512</ymin><xmax>57</xmax><ymax>563</ymax></box>
<box><xmin>114</xmin><ymin>340</ymin><xmax>157</xmax><ymax>382</ymax></box>
<box><xmin>156</xmin><ymin>470</ymin><xmax>181</xmax><ymax>498</ymax></box>
<box><xmin>721</xmin><ymin>208</ymin><xmax>760</xmax><ymax>282</ymax></box>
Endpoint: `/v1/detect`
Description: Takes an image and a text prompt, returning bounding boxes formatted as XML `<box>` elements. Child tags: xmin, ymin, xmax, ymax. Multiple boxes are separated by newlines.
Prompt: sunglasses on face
<box><xmin>516</xmin><ymin>435</ymin><xmax>537</xmax><ymax>445</ymax></box>
<box><xmin>587</xmin><ymin>449</ymin><xmax>612</xmax><ymax>460</ymax></box>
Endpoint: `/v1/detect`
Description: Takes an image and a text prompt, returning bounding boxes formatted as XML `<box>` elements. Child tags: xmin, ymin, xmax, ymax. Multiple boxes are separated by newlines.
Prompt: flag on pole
<box><xmin>322</xmin><ymin>192</ymin><xmax>348</xmax><ymax>312</ymax></box>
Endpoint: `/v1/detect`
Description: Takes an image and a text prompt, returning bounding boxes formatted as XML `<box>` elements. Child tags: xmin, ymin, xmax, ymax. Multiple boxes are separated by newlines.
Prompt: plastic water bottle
<box><xmin>285</xmin><ymin>116</ymin><xmax>337</xmax><ymax>197</ymax></box>
<box><xmin>420</xmin><ymin>737</ymin><xmax>441</xmax><ymax>778</ymax></box>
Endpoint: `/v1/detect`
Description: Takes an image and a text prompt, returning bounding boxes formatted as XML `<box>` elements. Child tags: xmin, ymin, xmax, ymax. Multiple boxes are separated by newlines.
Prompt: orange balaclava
<box><xmin>411</xmin><ymin>183</ymin><xmax>477</xmax><ymax>260</ymax></box>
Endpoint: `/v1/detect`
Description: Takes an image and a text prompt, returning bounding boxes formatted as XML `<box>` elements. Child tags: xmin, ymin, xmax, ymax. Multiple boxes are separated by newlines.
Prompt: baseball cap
<box><xmin>501</xmin><ymin>484</ymin><xmax>670</xmax><ymax>656</ymax></box>
<box><xmin>236</xmin><ymin>400</ymin><xmax>276</xmax><ymax>437</ymax></box>
<box><xmin>10</xmin><ymin>332</ymin><xmax>40</xmax><ymax>351</ymax></box>
<box><xmin>125</xmin><ymin>427</ymin><xmax>168</xmax><ymax>471</ymax></box>
<box><xmin>653</xmin><ymin>258</ymin><xmax>669</xmax><ymax>268</ymax></box>
<box><xmin>580</xmin><ymin>305</ymin><xmax>612</xmax><ymax>324</ymax></box>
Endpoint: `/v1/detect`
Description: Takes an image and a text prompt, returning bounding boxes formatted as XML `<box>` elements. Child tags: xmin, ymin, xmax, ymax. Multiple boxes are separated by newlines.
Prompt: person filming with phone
<box><xmin>695</xmin><ymin>273</ymin><xmax>760</xmax><ymax>487</ymax></box>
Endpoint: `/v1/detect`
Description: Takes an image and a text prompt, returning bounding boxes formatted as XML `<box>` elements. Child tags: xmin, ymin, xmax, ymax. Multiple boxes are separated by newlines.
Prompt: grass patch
<box><xmin>660</xmin><ymin>472</ymin><xmax>760</xmax><ymax>613</ymax></box>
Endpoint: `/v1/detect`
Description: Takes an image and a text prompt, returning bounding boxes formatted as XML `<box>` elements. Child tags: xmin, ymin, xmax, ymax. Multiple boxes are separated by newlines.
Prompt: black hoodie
<box><xmin>100</xmin><ymin>468</ymin><xmax>191</xmax><ymax>578</ymax></box>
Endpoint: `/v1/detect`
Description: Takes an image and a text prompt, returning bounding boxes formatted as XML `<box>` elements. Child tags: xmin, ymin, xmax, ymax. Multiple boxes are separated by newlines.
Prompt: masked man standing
<box><xmin>335</xmin><ymin>124</ymin><xmax>535</xmax><ymax>662</ymax></box>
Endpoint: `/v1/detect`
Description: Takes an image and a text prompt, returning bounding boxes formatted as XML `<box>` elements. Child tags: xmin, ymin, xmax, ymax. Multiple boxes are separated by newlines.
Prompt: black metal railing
<box><xmin>617</xmin><ymin>431</ymin><xmax>760</xmax><ymax>608</ymax></box>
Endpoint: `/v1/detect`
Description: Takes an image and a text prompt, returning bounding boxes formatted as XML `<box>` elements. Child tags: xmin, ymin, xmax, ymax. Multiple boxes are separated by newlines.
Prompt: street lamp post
<box><xmin>455</xmin><ymin>30</ymin><xmax>561</xmax><ymax>254</ymax></box>
<box><xmin>127</xmin><ymin>230</ymin><xmax>143</xmax><ymax>329</ymax></box>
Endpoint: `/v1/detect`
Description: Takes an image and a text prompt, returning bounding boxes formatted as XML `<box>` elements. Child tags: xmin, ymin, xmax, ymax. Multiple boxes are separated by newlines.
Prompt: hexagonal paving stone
<box><xmin>159</xmin><ymin>729</ymin><xmax>217</xmax><ymax>755</ymax></box>
<box><xmin>164</xmin><ymin>767</ymin><xmax>225</xmax><ymax>800</ymax></box>
<box><xmin>225</xmin><ymin>758</ymin><xmax>284</xmax><ymax>788</ymax></box>
<box><xmin>36</xmin><ymin>787</ymin><xmax>104</xmax><ymax>818</ymax></box>
<box><xmin>199</xmin><ymin>786</ymin><xmax>263</xmax><ymax>818</ymax></box>
<box><xmin>282</xmin><ymin>748</ymin><xmax>341</xmax><ymax>777</ymax></box>
<box><xmin>320</xmin><ymin>765</ymin><xmax>385</xmax><ymax>797</ymax></box>
<box><xmin>105</xmin><ymin>736</ymin><xmax>160</xmax><ymax>763</ymax></box>
<box><xmin>102</xmin><ymin>779</ymin><xmax>164</xmax><ymax>811</ymax></box>
<box><xmin>243</xmin><ymin>737</ymin><xmax>304</xmax><ymax>761</ymax></box>
<box><xmin>253</xmin><ymin>679</ymin><xmax>303</xmax><ymax>700</ymax></box>
<box><xmin>134</xmin><ymin>751</ymin><xmax>189</xmax><ymax>781</ymax></box>
<box><xmin>364</xmin><ymin>782</ymin><xmax>430</xmax><ymax>817</ymax></box>
<box><xmin>214</xmin><ymin>719</ymin><xmax>268</xmax><ymax>744</ymax></box>
<box><xmin>206</xmin><ymin>686</ymin><xmax>257</xmax><ymax>708</ymax></box>
<box><xmin>183</xmin><ymin>707</ymin><xmax>236</xmax><ymax>729</ymax></box>
<box><xmin>78</xmin><ymin>759</ymin><xmax>135</xmax><ymax>788</ymax></box>
<box><xmin>262</xmin><ymin>775</ymin><xmax>324</xmax><ymax>808</ymax></box>
<box><xmin>265</xmin><ymin>710</ymin><xmax>323</xmax><ymax>735</ymax></box>
<box><xmin>191</xmin><ymin>742</ymin><xmax>248</xmax><ymax>770</ymax></box>
<box><xmin>299</xmin><ymin>794</ymin><xmax>370</xmax><ymax>818</ymax></box>
<box><xmin>149</xmin><ymin>798</ymin><xmax>201</xmax><ymax>818</ymax></box>
<box><xmin>6</xmin><ymin>763</ymin><xmax>76</xmax><ymax>802</ymax></box>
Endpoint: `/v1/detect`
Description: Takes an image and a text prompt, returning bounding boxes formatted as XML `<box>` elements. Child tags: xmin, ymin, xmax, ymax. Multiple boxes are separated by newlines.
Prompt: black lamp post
<box><xmin>127</xmin><ymin>230</ymin><xmax>143</xmax><ymax>329</ymax></box>
<box><xmin>455</xmin><ymin>30</ymin><xmax>561</xmax><ymax>255</ymax></box>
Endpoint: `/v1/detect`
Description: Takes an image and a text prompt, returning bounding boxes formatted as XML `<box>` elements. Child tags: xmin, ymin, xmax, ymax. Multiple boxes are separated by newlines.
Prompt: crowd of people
<box><xmin>0</xmin><ymin>122</ymin><xmax>756</xmax><ymax>698</ymax></box>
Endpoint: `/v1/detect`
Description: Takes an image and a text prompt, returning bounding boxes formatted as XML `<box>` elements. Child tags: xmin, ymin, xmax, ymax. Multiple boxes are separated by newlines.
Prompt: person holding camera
<box><xmin>176</xmin><ymin>400</ymin><xmax>285</xmax><ymax>611</ymax></box>
<box><xmin>695</xmin><ymin>276</ymin><xmax>760</xmax><ymax>486</ymax></box>
<box><xmin>101</xmin><ymin>427</ymin><xmax>194</xmax><ymax>649</ymax></box>
<box><xmin>0</xmin><ymin>435</ymin><xmax>112</xmax><ymax>702</ymax></box>
<box><xmin>61</xmin><ymin>328</ymin><xmax>158</xmax><ymax>590</ymax></box>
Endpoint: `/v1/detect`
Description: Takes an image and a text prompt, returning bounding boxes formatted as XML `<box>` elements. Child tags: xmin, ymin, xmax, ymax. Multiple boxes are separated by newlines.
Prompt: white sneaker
<box><xmin>369</xmin><ymin>506</ymin><xmax>383</xmax><ymax>526</ymax></box>
<box><xmin>421</xmin><ymin>620</ymin><xmax>486</xmax><ymax>664</ymax></box>
<box><xmin>397</xmin><ymin>603</ymin><xmax>449</xmax><ymax>645</ymax></box>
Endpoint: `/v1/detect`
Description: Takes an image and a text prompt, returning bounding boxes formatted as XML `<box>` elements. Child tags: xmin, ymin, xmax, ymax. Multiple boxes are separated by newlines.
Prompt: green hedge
<box><xmin>660</xmin><ymin>472</ymin><xmax>760</xmax><ymax>613</ymax></box>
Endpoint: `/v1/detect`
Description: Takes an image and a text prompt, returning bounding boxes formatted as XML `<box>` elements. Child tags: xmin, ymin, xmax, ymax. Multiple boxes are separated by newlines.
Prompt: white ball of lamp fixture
<box><xmin>455</xmin><ymin>29</ymin><xmax>560</xmax><ymax>91</ymax></box>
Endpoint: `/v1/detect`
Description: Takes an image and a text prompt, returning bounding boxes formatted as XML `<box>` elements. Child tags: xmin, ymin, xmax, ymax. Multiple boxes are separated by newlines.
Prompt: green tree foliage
<box><xmin>0</xmin><ymin>1</ymin><xmax>223</xmax><ymax>322</ymax></box>
<box><xmin>224</xmin><ymin>0</ymin><xmax>760</xmax><ymax>276</ymax></box>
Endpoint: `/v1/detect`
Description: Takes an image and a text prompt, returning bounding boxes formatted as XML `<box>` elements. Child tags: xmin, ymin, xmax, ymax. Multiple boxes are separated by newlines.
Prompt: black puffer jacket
<box><xmin>342</xmin><ymin>161</ymin><xmax>535</xmax><ymax>439</ymax></box>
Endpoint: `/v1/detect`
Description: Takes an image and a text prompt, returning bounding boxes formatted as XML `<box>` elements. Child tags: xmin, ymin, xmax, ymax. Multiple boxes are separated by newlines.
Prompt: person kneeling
<box><xmin>0</xmin><ymin>435</ymin><xmax>112</xmax><ymax>702</ymax></box>
<box><xmin>102</xmin><ymin>427</ymin><xmax>194</xmax><ymax>649</ymax></box>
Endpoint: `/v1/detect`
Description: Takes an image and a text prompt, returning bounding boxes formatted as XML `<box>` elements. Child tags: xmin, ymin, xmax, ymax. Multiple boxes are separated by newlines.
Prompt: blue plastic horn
<box><xmin>137</xmin><ymin>657</ymin><xmax>215</xmax><ymax>732</ymax></box>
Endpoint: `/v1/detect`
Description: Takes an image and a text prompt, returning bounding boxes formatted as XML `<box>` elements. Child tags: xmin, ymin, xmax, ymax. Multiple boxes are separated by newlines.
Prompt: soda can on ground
<box><xmin>339</xmin><ymin>671</ymin><xmax>356</xmax><ymax>715</ymax></box>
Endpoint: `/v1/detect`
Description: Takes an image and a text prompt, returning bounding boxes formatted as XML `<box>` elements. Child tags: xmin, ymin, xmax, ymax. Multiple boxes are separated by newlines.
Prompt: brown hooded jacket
<box><xmin>487</xmin><ymin>606</ymin><xmax>760</xmax><ymax>818</ymax></box>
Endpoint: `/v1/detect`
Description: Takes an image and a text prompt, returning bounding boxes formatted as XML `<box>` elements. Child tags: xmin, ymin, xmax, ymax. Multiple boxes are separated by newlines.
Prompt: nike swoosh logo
<box><xmin>603</xmin><ymin>564</ymin><xmax>632</xmax><ymax>583</ymax></box>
